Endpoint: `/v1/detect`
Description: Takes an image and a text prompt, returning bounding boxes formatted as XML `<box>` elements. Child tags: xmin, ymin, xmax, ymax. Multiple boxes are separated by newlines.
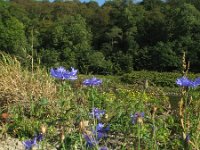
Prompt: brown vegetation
<box><xmin>0</xmin><ymin>53</ymin><xmax>57</xmax><ymax>111</ymax></box>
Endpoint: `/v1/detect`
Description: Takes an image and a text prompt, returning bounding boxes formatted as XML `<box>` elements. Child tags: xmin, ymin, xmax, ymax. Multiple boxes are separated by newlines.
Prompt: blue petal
<box><xmin>83</xmin><ymin>134</ymin><xmax>96</xmax><ymax>148</ymax></box>
<box><xmin>36</xmin><ymin>133</ymin><xmax>43</xmax><ymax>142</ymax></box>
<box><xmin>176</xmin><ymin>77</ymin><xmax>192</xmax><ymax>87</ymax></box>
<box><xmin>83</xmin><ymin>77</ymin><xmax>102</xmax><ymax>86</ymax></box>
<box><xmin>70</xmin><ymin>67</ymin><xmax>78</xmax><ymax>76</ymax></box>
<box><xmin>96</xmin><ymin>123</ymin><xmax>104</xmax><ymax>131</ymax></box>
<box><xmin>50</xmin><ymin>67</ymin><xmax>78</xmax><ymax>80</ymax></box>
<box><xmin>22</xmin><ymin>138</ymin><xmax>37</xmax><ymax>149</ymax></box>
<box><xmin>99</xmin><ymin>146</ymin><xmax>108</xmax><ymax>150</ymax></box>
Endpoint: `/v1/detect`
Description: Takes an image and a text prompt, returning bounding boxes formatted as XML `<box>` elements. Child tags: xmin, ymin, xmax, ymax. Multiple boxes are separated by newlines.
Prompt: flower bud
<box><xmin>60</xmin><ymin>131</ymin><xmax>65</xmax><ymax>142</ymax></box>
<box><xmin>153</xmin><ymin>106</ymin><xmax>157</xmax><ymax>113</ymax></box>
<box><xmin>137</xmin><ymin>117</ymin><xmax>143</xmax><ymax>124</ymax></box>
<box><xmin>79</xmin><ymin>120</ymin><xmax>89</xmax><ymax>132</ymax></box>
<box><xmin>40</xmin><ymin>124</ymin><xmax>47</xmax><ymax>134</ymax></box>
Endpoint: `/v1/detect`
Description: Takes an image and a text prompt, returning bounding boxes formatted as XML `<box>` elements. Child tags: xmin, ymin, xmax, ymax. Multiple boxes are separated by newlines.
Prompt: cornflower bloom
<box><xmin>83</xmin><ymin>123</ymin><xmax>110</xmax><ymax>148</ymax></box>
<box><xmin>22</xmin><ymin>134</ymin><xmax>44</xmax><ymax>150</ymax></box>
<box><xmin>176</xmin><ymin>77</ymin><xmax>200</xmax><ymax>88</ymax></box>
<box><xmin>185</xmin><ymin>133</ymin><xmax>190</xmax><ymax>143</ymax></box>
<box><xmin>50</xmin><ymin>67</ymin><xmax>78</xmax><ymax>80</ymax></box>
<box><xmin>36</xmin><ymin>133</ymin><xmax>43</xmax><ymax>142</ymax></box>
<box><xmin>23</xmin><ymin>137</ymin><xmax>37</xmax><ymax>150</ymax></box>
<box><xmin>99</xmin><ymin>146</ymin><xmax>108</xmax><ymax>150</ymax></box>
<box><xmin>130</xmin><ymin>112</ymin><xmax>145</xmax><ymax>125</ymax></box>
<box><xmin>176</xmin><ymin>77</ymin><xmax>193</xmax><ymax>87</ymax></box>
<box><xmin>193</xmin><ymin>77</ymin><xmax>200</xmax><ymax>87</ymax></box>
<box><xmin>83</xmin><ymin>77</ymin><xmax>102</xmax><ymax>86</ymax></box>
<box><xmin>94</xmin><ymin>123</ymin><xmax>110</xmax><ymax>140</ymax></box>
<box><xmin>83</xmin><ymin>134</ymin><xmax>97</xmax><ymax>148</ymax></box>
<box><xmin>91</xmin><ymin>108</ymin><xmax>105</xmax><ymax>120</ymax></box>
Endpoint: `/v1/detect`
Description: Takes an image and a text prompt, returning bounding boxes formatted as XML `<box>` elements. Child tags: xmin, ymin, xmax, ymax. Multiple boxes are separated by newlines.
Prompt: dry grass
<box><xmin>0</xmin><ymin>52</ymin><xmax>58</xmax><ymax>110</ymax></box>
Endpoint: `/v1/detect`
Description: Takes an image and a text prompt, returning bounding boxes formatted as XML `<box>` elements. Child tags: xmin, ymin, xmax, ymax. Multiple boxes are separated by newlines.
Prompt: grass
<box><xmin>0</xmin><ymin>52</ymin><xmax>58</xmax><ymax>112</ymax></box>
<box><xmin>0</xmin><ymin>53</ymin><xmax>200</xmax><ymax>150</ymax></box>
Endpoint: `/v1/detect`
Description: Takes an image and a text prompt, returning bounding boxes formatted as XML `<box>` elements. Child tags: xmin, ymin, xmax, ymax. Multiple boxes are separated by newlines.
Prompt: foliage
<box><xmin>121</xmin><ymin>71</ymin><xmax>200</xmax><ymax>87</ymax></box>
<box><xmin>1</xmin><ymin>0</ymin><xmax>200</xmax><ymax>73</ymax></box>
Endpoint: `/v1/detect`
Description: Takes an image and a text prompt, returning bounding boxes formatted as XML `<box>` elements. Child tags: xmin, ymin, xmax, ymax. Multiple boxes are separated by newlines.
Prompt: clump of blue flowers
<box><xmin>22</xmin><ymin>133</ymin><xmax>43</xmax><ymax>150</ymax></box>
<box><xmin>83</xmin><ymin>77</ymin><xmax>102</xmax><ymax>86</ymax></box>
<box><xmin>83</xmin><ymin>122</ymin><xmax>109</xmax><ymax>148</ymax></box>
<box><xmin>131</xmin><ymin>112</ymin><xmax>145</xmax><ymax>124</ymax></box>
<box><xmin>91</xmin><ymin>108</ymin><xmax>105</xmax><ymax>120</ymax></box>
<box><xmin>50</xmin><ymin>66</ymin><xmax>78</xmax><ymax>80</ymax></box>
<box><xmin>83</xmin><ymin>108</ymin><xmax>109</xmax><ymax>149</ymax></box>
<box><xmin>95</xmin><ymin>123</ymin><xmax>110</xmax><ymax>140</ymax></box>
<box><xmin>176</xmin><ymin>77</ymin><xmax>200</xmax><ymax>88</ymax></box>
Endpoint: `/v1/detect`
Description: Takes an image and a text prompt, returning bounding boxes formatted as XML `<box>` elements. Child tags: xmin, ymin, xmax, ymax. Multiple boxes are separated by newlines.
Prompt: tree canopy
<box><xmin>1</xmin><ymin>0</ymin><xmax>200</xmax><ymax>74</ymax></box>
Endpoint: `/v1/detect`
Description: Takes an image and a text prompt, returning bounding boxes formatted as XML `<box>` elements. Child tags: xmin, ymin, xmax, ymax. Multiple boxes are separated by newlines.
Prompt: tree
<box><xmin>166</xmin><ymin>3</ymin><xmax>200</xmax><ymax>71</ymax></box>
<box><xmin>150</xmin><ymin>42</ymin><xmax>180</xmax><ymax>71</ymax></box>
<box><xmin>136</xmin><ymin>6</ymin><xmax>168</xmax><ymax>47</ymax></box>
<box><xmin>104</xmin><ymin>26</ymin><xmax>122</xmax><ymax>55</ymax></box>
<box><xmin>39</xmin><ymin>15</ymin><xmax>92</xmax><ymax>72</ymax></box>
<box><xmin>0</xmin><ymin>16</ymin><xmax>27</xmax><ymax>58</ymax></box>
<box><xmin>143</xmin><ymin>0</ymin><xmax>164</xmax><ymax>10</ymax></box>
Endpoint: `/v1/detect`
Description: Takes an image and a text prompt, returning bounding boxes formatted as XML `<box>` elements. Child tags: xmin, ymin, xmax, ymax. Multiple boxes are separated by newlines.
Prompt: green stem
<box><xmin>62</xmin><ymin>141</ymin><xmax>66</xmax><ymax>150</ymax></box>
<box><xmin>152</xmin><ymin>115</ymin><xmax>156</xmax><ymax>150</ymax></box>
<box><xmin>138</xmin><ymin>124</ymin><xmax>141</xmax><ymax>150</ymax></box>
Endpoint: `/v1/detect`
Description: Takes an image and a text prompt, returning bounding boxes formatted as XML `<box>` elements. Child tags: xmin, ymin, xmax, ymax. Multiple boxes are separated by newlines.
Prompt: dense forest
<box><xmin>1</xmin><ymin>0</ymin><xmax>200</xmax><ymax>74</ymax></box>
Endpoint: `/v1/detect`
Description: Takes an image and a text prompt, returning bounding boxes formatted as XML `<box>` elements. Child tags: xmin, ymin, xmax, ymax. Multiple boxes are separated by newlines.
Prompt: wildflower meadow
<box><xmin>0</xmin><ymin>53</ymin><xmax>200</xmax><ymax>150</ymax></box>
<box><xmin>1</xmin><ymin>0</ymin><xmax>200</xmax><ymax>149</ymax></box>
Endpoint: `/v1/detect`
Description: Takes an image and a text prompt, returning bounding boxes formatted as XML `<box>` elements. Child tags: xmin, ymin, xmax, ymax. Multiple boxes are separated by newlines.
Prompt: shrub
<box><xmin>121</xmin><ymin>71</ymin><xmax>200</xmax><ymax>87</ymax></box>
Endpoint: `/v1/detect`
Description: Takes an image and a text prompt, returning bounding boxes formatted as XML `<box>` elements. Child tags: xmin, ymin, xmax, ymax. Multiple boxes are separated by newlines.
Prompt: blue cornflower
<box><xmin>22</xmin><ymin>134</ymin><xmax>44</xmax><ymax>150</ymax></box>
<box><xmin>70</xmin><ymin>67</ymin><xmax>78</xmax><ymax>76</ymax></box>
<box><xmin>50</xmin><ymin>67</ymin><xmax>67</xmax><ymax>80</ymax></box>
<box><xmin>91</xmin><ymin>108</ymin><xmax>105</xmax><ymax>120</ymax></box>
<box><xmin>99</xmin><ymin>146</ymin><xmax>108</xmax><ymax>150</ymax></box>
<box><xmin>35</xmin><ymin>133</ymin><xmax>43</xmax><ymax>142</ymax></box>
<box><xmin>23</xmin><ymin>137</ymin><xmax>37</xmax><ymax>150</ymax></box>
<box><xmin>50</xmin><ymin>66</ymin><xmax>78</xmax><ymax>80</ymax></box>
<box><xmin>176</xmin><ymin>77</ymin><xmax>200</xmax><ymax>88</ymax></box>
<box><xmin>130</xmin><ymin>112</ymin><xmax>145</xmax><ymax>125</ymax></box>
<box><xmin>83</xmin><ymin>134</ymin><xmax>97</xmax><ymax>148</ymax></box>
<box><xmin>83</xmin><ymin>123</ymin><xmax>110</xmax><ymax>148</ymax></box>
<box><xmin>185</xmin><ymin>133</ymin><xmax>190</xmax><ymax>142</ymax></box>
<box><xmin>95</xmin><ymin>123</ymin><xmax>110</xmax><ymax>140</ymax></box>
<box><xmin>83</xmin><ymin>77</ymin><xmax>102</xmax><ymax>86</ymax></box>
<box><xmin>176</xmin><ymin>77</ymin><xmax>193</xmax><ymax>87</ymax></box>
<box><xmin>96</xmin><ymin>123</ymin><xmax>110</xmax><ymax>133</ymax></box>
<box><xmin>194</xmin><ymin>77</ymin><xmax>200</xmax><ymax>87</ymax></box>
<box><xmin>96</xmin><ymin>123</ymin><xmax>104</xmax><ymax>131</ymax></box>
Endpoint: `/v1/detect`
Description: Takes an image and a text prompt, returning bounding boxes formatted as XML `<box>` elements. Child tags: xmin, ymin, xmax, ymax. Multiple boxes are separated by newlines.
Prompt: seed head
<box><xmin>60</xmin><ymin>131</ymin><xmax>65</xmax><ymax>142</ymax></box>
<box><xmin>137</xmin><ymin>117</ymin><xmax>143</xmax><ymax>124</ymax></box>
<box><xmin>40</xmin><ymin>124</ymin><xmax>47</xmax><ymax>134</ymax></box>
